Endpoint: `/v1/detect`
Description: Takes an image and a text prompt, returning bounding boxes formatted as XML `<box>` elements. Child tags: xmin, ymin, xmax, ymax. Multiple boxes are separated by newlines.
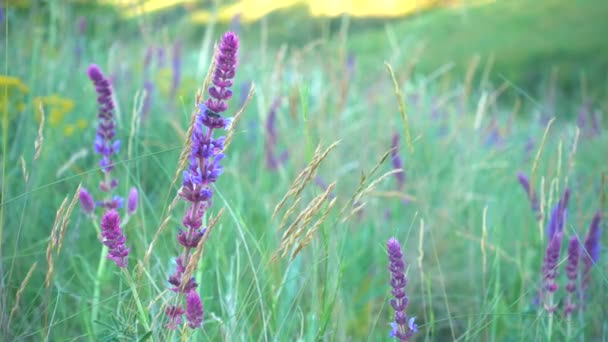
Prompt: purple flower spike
<box><xmin>582</xmin><ymin>210</ymin><xmax>602</xmax><ymax>290</ymax></box>
<box><xmin>79</xmin><ymin>188</ymin><xmax>95</xmax><ymax>214</ymax></box>
<box><xmin>87</xmin><ymin>64</ymin><xmax>120</xmax><ymax>177</ymax></box>
<box><xmin>387</xmin><ymin>237</ymin><xmax>417</xmax><ymax>341</ymax></box>
<box><xmin>127</xmin><ymin>187</ymin><xmax>138</xmax><ymax>215</ymax></box>
<box><xmin>186</xmin><ymin>291</ymin><xmax>204</xmax><ymax>328</ymax></box>
<box><xmin>564</xmin><ymin>236</ymin><xmax>580</xmax><ymax>315</ymax></box>
<box><xmin>541</xmin><ymin>230</ymin><xmax>563</xmax><ymax>312</ymax></box>
<box><xmin>205</xmin><ymin>31</ymin><xmax>239</xmax><ymax>114</ymax></box>
<box><xmin>391</xmin><ymin>133</ymin><xmax>405</xmax><ymax>191</ymax></box>
<box><xmin>100</xmin><ymin>210</ymin><xmax>130</xmax><ymax>268</ymax></box>
<box><xmin>167</xmin><ymin>31</ymin><xmax>240</xmax><ymax>330</ymax></box>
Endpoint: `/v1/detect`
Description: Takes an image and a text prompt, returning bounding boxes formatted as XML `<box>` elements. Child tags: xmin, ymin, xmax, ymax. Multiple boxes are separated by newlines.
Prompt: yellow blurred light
<box><xmin>0</xmin><ymin>75</ymin><xmax>30</xmax><ymax>94</ymax></box>
<box><xmin>64</xmin><ymin>124</ymin><xmax>76</xmax><ymax>137</ymax></box>
<box><xmin>76</xmin><ymin>119</ymin><xmax>88</xmax><ymax>129</ymax></box>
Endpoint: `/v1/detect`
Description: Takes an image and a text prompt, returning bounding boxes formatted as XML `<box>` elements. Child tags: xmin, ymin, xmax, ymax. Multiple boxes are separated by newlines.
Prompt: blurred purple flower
<box><xmin>141</xmin><ymin>80</ymin><xmax>154</xmax><ymax>120</ymax></box>
<box><xmin>391</xmin><ymin>133</ymin><xmax>405</xmax><ymax>191</ymax></box>
<box><xmin>170</xmin><ymin>41</ymin><xmax>181</xmax><ymax>101</ymax></box>
<box><xmin>79</xmin><ymin>188</ymin><xmax>96</xmax><ymax>215</ymax></box>
<box><xmin>265</xmin><ymin>97</ymin><xmax>289</xmax><ymax>170</ymax></box>
<box><xmin>541</xmin><ymin>230</ymin><xmax>563</xmax><ymax>313</ymax></box>
<box><xmin>564</xmin><ymin>236</ymin><xmax>579</xmax><ymax>315</ymax></box>
<box><xmin>100</xmin><ymin>210</ymin><xmax>129</xmax><ymax>268</ymax></box>
<box><xmin>127</xmin><ymin>187</ymin><xmax>138</xmax><ymax>215</ymax></box>
<box><xmin>516</xmin><ymin>172</ymin><xmax>540</xmax><ymax>219</ymax></box>
<box><xmin>387</xmin><ymin>237</ymin><xmax>417</xmax><ymax>341</ymax></box>
<box><xmin>582</xmin><ymin>210</ymin><xmax>602</xmax><ymax>290</ymax></box>
<box><xmin>546</xmin><ymin>188</ymin><xmax>570</xmax><ymax>240</ymax></box>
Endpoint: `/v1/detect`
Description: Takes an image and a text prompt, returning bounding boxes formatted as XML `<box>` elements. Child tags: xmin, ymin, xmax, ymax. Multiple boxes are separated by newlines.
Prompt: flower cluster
<box><xmin>166</xmin><ymin>31</ymin><xmax>239</xmax><ymax>330</ymax></box>
<box><xmin>537</xmin><ymin>188</ymin><xmax>603</xmax><ymax>316</ymax></box>
<box><xmin>79</xmin><ymin>64</ymin><xmax>139</xmax><ymax>268</ymax></box>
<box><xmin>387</xmin><ymin>237</ymin><xmax>417</xmax><ymax>341</ymax></box>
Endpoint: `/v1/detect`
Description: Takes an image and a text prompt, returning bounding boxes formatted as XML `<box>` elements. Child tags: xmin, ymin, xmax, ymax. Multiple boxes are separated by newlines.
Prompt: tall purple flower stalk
<box><xmin>541</xmin><ymin>230</ymin><xmax>563</xmax><ymax>313</ymax></box>
<box><xmin>83</xmin><ymin>64</ymin><xmax>138</xmax><ymax>268</ymax></box>
<box><xmin>166</xmin><ymin>31</ymin><xmax>239</xmax><ymax>330</ymax></box>
<box><xmin>564</xmin><ymin>236</ymin><xmax>579</xmax><ymax>316</ymax></box>
<box><xmin>582</xmin><ymin>211</ymin><xmax>602</xmax><ymax>290</ymax></box>
<box><xmin>516</xmin><ymin>172</ymin><xmax>540</xmax><ymax>220</ymax></box>
<box><xmin>391</xmin><ymin>133</ymin><xmax>405</xmax><ymax>191</ymax></box>
<box><xmin>387</xmin><ymin>237</ymin><xmax>417</xmax><ymax>341</ymax></box>
<box><xmin>265</xmin><ymin>97</ymin><xmax>288</xmax><ymax>170</ymax></box>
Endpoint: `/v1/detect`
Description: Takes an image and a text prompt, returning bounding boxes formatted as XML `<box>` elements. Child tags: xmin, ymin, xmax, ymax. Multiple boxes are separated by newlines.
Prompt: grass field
<box><xmin>1</xmin><ymin>1</ymin><xmax>607</xmax><ymax>341</ymax></box>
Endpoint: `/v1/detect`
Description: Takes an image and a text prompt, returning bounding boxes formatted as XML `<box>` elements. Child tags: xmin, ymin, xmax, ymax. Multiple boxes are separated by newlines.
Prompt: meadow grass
<box><xmin>1</xmin><ymin>2</ymin><xmax>607</xmax><ymax>341</ymax></box>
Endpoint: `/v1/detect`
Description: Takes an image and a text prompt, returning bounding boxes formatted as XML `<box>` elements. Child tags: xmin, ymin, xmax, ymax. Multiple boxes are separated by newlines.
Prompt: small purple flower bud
<box><xmin>127</xmin><ymin>187</ymin><xmax>138</xmax><ymax>215</ymax></box>
<box><xmin>79</xmin><ymin>188</ymin><xmax>95</xmax><ymax>214</ymax></box>
<box><xmin>186</xmin><ymin>291</ymin><xmax>204</xmax><ymax>329</ymax></box>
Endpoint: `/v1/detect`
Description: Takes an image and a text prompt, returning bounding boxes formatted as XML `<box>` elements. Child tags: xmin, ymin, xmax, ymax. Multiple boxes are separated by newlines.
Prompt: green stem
<box><xmin>122</xmin><ymin>268</ymin><xmax>152</xmax><ymax>335</ymax></box>
<box><xmin>91</xmin><ymin>221</ymin><xmax>105</xmax><ymax>336</ymax></box>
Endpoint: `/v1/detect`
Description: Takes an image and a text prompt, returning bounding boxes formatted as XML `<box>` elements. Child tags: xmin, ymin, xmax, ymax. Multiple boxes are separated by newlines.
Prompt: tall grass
<box><xmin>1</xmin><ymin>2</ymin><xmax>606</xmax><ymax>341</ymax></box>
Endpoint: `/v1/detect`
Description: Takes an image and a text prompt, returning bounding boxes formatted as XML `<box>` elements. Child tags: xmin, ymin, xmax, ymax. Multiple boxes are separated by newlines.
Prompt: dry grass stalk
<box><xmin>144</xmin><ymin>194</ymin><xmax>181</xmax><ymax>266</ymax></box>
<box><xmin>34</xmin><ymin>102</ymin><xmax>45</xmax><ymax>161</ymax></box>
<box><xmin>530</xmin><ymin>117</ymin><xmax>555</xmax><ymax>193</ymax></box>
<box><xmin>280</xmin><ymin>182</ymin><xmax>336</xmax><ymax>242</ymax></box>
<box><xmin>272</xmin><ymin>182</ymin><xmax>336</xmax><ymax>262</ymax></box>
<box><xmin>339</xmin><ymin>149</ymin><xmax>391</xmax><ymax>220</ymax></box>
<box><xmin>180</xmin><ymin>209</ymin><xmax>224</xmax><ymax>293</ymax></box>
<box><xmin>364</xmin><ymin>190</ymin><xmax>415</xmax><ymax>202</ymax></box>
<box><xmin>224</xmin><ymin>82</ymin><xmax>256</xmax><ymax>150</ymax></box>
<box><xmin>8</xmin><ymin>261</ymin><xmax>37</xmax><ymax>326</ymax></box>
<box><xmin>277</xmin><ymin>197</ymin><xmax>301</xmax><ymax>232</ymax></box>
<box><xmin>127</xmin><ymin>89</ymin><xmax>144</xmax><ymax>160</ymax></box>
<box><xmin>290</xmin><ymin>197</ymin><xmax>337</xmax><ymax>260</ymax></box>
<box><xmin>46</xmin><ymin>196</ymin><xmax>68</xmax><ymax>287</ymax></box>
<box><xmin>273</xmin><ymin>141</ymin><xmax>339</xmax><ymax>217</ymax></box>
<box><xmin>385</xmin><ymin>62</ymin><xmax>414</xmax><ymax>153</ymax></box>
<box><xmin>56</xmin><ymin>184</ymin><xmax>81</xmax><ymax>256</ymax></box>
<box><xmin>55</xmin><ymin>148</ymin><xmax>88</xmax><ymax>178</ymax></box>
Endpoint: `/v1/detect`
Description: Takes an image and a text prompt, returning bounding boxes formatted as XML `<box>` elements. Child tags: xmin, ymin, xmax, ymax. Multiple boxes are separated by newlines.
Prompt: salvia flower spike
<box><xmin>541</xmin><ymin>230</ymin><xmax>563</xmax><ymax>313</ymax></box>
<box><xmin>387</xmin><ymin>237</ymin><xmax>417</xmax><ymax>341</ymax></box>
<box><xmin>582</xmin><ymin>210</ymin><xmax>602</xmax><ymax>290</ymax></box>
<box><xmin>564</xmin><ymin>236</ymin><xmax>580</xmax><ymax>315</ymax></box>
<box><xmin>87</xmin><ymin>64</ymin><xmax>120</xmax><ymax>179</ymax></box>
<box><xmin>100</xmin><ymin>210</ymin><xmax>129</xmax><ymax>268</ymax></box>
<box><xmin>166</xmin><ymin>31</ymin><xmax>239</xmax><ymax>330</ymax></box>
